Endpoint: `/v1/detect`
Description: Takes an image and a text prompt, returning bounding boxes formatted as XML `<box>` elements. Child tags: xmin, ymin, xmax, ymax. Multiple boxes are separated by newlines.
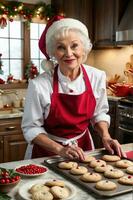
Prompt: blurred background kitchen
<box><xmin>0</xmin><ymin>0</ymin><xmax>133</xmax><ymax>163</ymax></box>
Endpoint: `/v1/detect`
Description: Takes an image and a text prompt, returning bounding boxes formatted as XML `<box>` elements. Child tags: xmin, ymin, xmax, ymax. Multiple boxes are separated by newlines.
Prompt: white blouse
<box><xmin>21</xmin><ymin>64</ymin><xmax>110</xmax><ymax>144</ymax></box>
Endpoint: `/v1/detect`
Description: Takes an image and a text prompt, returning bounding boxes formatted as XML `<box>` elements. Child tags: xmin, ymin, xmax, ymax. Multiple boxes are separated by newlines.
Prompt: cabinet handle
<box><xmin>6</xmin><ymin>126</ymin><xmax>16</xmax><ymax>131</ymax></box>
<box><xmin>0</xmin><ymin>140</ymin><xmax>3</xmax><ymax>144</ymax></box>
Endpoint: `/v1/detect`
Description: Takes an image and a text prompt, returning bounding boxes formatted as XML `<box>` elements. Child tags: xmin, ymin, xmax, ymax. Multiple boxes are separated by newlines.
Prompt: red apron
<box><xmin>32</xmin><ymin>65</ymin><xmax>96</xmax><ymax>158</ymax></box>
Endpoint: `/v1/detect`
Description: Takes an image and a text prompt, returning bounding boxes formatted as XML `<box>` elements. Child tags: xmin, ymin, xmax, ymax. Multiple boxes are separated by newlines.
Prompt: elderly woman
<box><xmin>22</xmin><ymin>16</ymin><xmax>125</xmax><ymax>160</ymax></box>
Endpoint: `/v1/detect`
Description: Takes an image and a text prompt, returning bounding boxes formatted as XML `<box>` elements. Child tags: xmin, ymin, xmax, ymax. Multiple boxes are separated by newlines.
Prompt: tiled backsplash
<box><xmin>86</xmin><ymin>45</ymin><xmax>133</xmax><ymax>83</ymax></box>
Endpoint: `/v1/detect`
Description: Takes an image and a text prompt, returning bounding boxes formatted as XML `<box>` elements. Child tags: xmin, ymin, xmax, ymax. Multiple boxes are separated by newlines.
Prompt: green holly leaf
<box><xmin>0</xmin><ymin>167</ymin><xmax>20</xmax><ymax>178</ymax></box>
<box><xmin>0</xmin><ymin>193</ymin><xmax>11</xmax><ymax>200</ymax></box>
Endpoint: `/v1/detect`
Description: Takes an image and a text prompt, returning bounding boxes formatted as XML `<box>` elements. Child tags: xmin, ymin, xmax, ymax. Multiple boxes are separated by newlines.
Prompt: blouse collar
<box><xmin>57</xmin><ymin>65</ymin><xmax>83</xmax><ymax>83</ymax></box>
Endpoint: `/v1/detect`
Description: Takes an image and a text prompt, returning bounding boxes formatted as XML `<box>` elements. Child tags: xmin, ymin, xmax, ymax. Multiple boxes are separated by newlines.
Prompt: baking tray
<box><xmin>44</xmin><ymin>150</ymin><xmax>133</xmax><ymax>198</ymax></box>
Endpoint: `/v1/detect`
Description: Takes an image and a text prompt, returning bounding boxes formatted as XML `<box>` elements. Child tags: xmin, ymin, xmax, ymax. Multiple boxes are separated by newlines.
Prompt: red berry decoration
<box><xmin>0</xmin><ymin>167</ymin><xmax>21</xmax><ymax>185</ymax></box>
<box><xmin>25</xmin><ymin>62</ymin><xmax>39</xmax><ymax>80</ymax></box>
<box><xmin>15</xmin><ymin>164</ymin><xmax>47</xmax><ymax>175</ymax></box>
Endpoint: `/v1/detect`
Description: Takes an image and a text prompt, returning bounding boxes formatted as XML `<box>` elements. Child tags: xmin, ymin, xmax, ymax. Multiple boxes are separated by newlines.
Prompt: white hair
<box><xmin>46</xmin><ymin>27</ymin><xmax>92</xmax><ymax>64</ymax></box>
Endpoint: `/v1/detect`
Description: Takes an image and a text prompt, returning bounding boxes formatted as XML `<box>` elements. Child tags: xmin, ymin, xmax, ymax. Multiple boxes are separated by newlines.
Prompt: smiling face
<box><xmin>53</xmin><ymin>30</ymin><xmax>85</xmax><ymax>79</ymax></box>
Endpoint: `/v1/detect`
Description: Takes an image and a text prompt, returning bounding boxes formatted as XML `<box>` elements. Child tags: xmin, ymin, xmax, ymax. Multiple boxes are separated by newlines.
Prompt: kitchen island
<box><xmin>0</xmin><ymin>143</ymin><xmax>133</xmax><ymax>200</ymax></box>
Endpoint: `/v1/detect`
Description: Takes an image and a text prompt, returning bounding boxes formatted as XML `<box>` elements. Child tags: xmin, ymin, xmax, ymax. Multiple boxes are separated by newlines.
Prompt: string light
<box><xmin>0</xmin><ymin>1</ymin><xmax>55</xmax><ymax>28</ymax></box>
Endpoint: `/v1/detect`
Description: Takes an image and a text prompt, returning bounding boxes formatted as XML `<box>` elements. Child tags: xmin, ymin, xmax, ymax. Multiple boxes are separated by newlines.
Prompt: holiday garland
<box><xmin>0</xmin><ymin>1</ymin><xmax>55</xmax><ymax>28</ymax></box>
<box><xmin>25</xmin><ymin>61</ymin><xmax>39</xmax><ymax>80</ymax></box>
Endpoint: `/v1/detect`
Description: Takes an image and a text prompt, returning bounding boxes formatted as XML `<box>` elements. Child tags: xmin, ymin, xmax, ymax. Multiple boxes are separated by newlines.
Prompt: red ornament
<box><xmin>13</xmin><ymin>6</ymin><xmax>17</xmax><ymax>11</ymax></box>
<box><xmin>7</xmin><ymin>74</ymin><xmax>14</xmax><ymax>83</ymax></box>
<box><xmin>28</xmin><ymin>14</ymin><xmax>32</xmax><ymax>18</ymax></box>
<box><xmin>0</xmin><ymin>17</ymin><xmax>7</xmax><ymax>28</ymax></box>
<box><xmin>4</xmin><ymin>10</ymin><xmax>9</xmax><ymax>15</ymax></box>
<box><xmin>19</xmin><ymin>10</ymin><xmax>24</xmax><ymax>15</ymax></box>
<box><xmin>0</xmin><ymin>78</ymin><xmax>5</xmax><ymax>84</ymax></box>
<box><xmin>29</xmin><ymin>64</ymin><xmax>38</xmax><ymax>79</ymax></box>
<box><xmin>9</xmin><ymin>18</ymin><xmax>13</xmax><ymax>22</ymax></box>
<box><xmin>23</xmin><ymin>15</ymin><xmax>27</xmax><ymax>19</ymax></box>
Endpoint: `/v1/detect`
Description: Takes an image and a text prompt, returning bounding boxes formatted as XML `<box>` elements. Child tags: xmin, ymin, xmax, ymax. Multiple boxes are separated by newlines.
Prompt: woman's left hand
<box><xmin>102</xmin><ymin>137</ymin><xmax>126</xmax><ymax>158</ymax></box>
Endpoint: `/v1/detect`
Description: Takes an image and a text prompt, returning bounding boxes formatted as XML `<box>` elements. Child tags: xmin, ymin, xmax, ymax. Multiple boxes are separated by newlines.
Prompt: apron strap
<box><xmin>53</xmin><ymin>64</ymin><xmax>93</xmax><ymax>94</ymax></box>
<box><xmin>47</xmin><ymin>129</ymin><xmax>87</xmax><ymax>146</ymax></box>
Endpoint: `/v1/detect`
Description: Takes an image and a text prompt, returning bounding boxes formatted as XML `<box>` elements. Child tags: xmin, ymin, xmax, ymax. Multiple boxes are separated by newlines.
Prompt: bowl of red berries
<box><xmin>15</xmin><ymin>164</ymin><xmax>48</xmax><ymax>177</ymax></box>
<box><xmin>0</xmin><ymin>167</ymin><xmax>21</xmax><ymax>193</ymax></box>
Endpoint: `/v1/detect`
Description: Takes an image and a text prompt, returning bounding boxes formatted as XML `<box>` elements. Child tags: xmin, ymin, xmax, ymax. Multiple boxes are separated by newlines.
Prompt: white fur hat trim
<box><xmin>46</xmin><ymin>18</ymin><xmax>89</xmax><ymax>45</ymax></box>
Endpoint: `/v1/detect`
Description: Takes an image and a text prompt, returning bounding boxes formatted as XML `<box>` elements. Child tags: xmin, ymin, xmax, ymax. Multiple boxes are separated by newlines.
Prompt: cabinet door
<box><xmin>51</xmin><ymin>0</ymin><xmax>80</xmax><ymax>18</ymax></box>
<box><xmin>51</xmin><ymin>0</ymin><xmax>93</xmax><ymax>42</ymax></box>
<box><xmin>93</xmin><ymin>0</ymin><xmax>129</xmax><ymax>48</ymax></box>
<box><xmin>3</xmin><ymin>134</ymin><xmax>27</xmax><ymax>163</ymax></box>
<box><xmin>94</xmin><ymin>0</ymin><xmax>117</xmax><ymax>47</ymax></box>
<box><xmin>79</xmin><ymin>0</ymin><xmax>93</xmax><ymax>42</ymax></box>
<box><xmin>0</xmin><ymin>136</ymin><xmax>3</xmax><ymax>163</ymax></box>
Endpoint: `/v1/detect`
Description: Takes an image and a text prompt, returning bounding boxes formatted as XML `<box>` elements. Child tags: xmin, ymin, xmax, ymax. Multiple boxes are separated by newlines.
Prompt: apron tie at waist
<box><xmin>47</xmin><ymin>129</ymin><xmax>87</xmax><ymax>146</ymax></box>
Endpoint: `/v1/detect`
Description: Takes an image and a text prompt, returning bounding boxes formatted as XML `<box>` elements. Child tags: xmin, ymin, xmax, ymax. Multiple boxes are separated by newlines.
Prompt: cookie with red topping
<box><xmin>118</xmin><ymin>175</ymin><xmax>133</xmax><ymax>185</ymax></box>
<box><xmin>95</xmin><ymin>180</ymin><xmax>117</xmax><ymax>191</ymax></box>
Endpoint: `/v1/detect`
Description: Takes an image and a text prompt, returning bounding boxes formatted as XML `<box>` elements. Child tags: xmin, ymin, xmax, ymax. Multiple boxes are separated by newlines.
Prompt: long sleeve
<box><xmin>90</xmin><ymin>71</ymin><xmax>110</xmax><ymax>126</ymax></box>
<box><xmin>21</xmin><ymin>75</ymin><xmax>52</xmax><ymax>143</ymax></box>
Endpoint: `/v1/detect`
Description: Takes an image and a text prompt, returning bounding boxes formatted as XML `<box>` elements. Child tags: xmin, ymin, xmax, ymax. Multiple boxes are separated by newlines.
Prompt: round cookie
<box><xmin>95</xmin><ymin>164</ymin><xmax>114</xmax><ymax>173</ymax></box>
<box><xmin>102</xmin><ymin>155</ymin><xmax>120</xmax><ymax>162</ymax></box>
<box><xmin>29</xmin><ymin>184</ymin><xmax>49</xmax><ymax>194</ymax></box>
<box><xmin>80</xmin><ymin>172</ymin><xmax>102</xmax><ymax>182</ymax></box>
<box><xmin>58</xmin><ymin>161</ymin><xmax>78</xmax><ymax>169</ymax></box>
<box><xmin>50</xmin><ymin>186</ymin><xmax>69</xmax><ymax>199</ymax></box>
<box><xmin>45</xmin><ymin>180</ymin><xmax>65</xmax><ymax>187</ymax></box>
<box><xmin>95</xmin><ymin>180</ymin><xmax>117</xmax><ymax>191</ymax></box>
<box><xmin>32</xmin><ymin>191</ymin><xmax>53</xmax><ymax>200</ymax></box>
<box><xmin>126</xmin><ymin>166</ymin><xmax>133</xmax><ymax>175</ymax></box>
<box><xmin>115</xmin><ymin>159</ymin><xmax>133</xmax><ymax>168</ymax></box>
<box><xmin>104</xmin><ymin>168</ymin><xmax>124</xmax><ymax>179</ymax></box>
<box><xmin>89</xmin><ymin>159</ymin><xmax>106</xmax><ymax>168</ymax></box>
<box><xmin>70</xmin><ymin>166</ymin><xmax>88</xmax><ymax>175</ymax></box>
<box><xmin>118</xmin><ymin>175</ymin><xmax>133</xmax><ymax>185</ymax></box>
<box><xmin>82</xmin><ymin>155</ymin><xmax>96</xmax><ymax>163</ymax></box>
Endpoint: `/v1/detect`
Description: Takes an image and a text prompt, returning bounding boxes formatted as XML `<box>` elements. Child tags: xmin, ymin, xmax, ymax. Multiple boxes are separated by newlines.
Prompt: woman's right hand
<box><xmin>58</xmin><ymin>145</ymin><xmax>85</xmax><ymax>161</ymax></box>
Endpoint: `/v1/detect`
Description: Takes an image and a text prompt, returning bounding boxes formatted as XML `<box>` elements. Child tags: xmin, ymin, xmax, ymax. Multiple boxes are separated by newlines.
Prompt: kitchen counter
<box><xmin>107</xmin><ymin>95</ymin><xmax>122</xmax><ymax>101</ymax></box>
<box><xmin>0</xmin><ymin>112</ymin><xmax>23</xmax><ymax>119</ymax></box>
<box><xmin>0</xmin><ymin>143</ymin><xmax>133</xmax><ymax>200</ymax></box>
<box><xmin>0</xmin><ymin>108</ymin><xmax>23</xmax><ymax>119</ymax></box>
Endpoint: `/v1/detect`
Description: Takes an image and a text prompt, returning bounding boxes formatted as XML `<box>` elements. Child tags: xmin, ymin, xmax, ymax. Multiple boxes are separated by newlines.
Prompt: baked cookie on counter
<box><xmin>70</xmin><ymin>166</ymin><xmax>88</xmax><ymax>175</ymax></box>
<box><xmin>95</xmin><ymin>180</ymin><xmax>117</xmax><ymax>191</ymax></box>
<box><xmin>58</xmin><ymin>161</ymin><xmax>78</xmax><ymax>169</ymax></box>
<box><xmin>80</xmin><ymin>172</ymin><xmax>102</xmax><ymax>182</ymax></box>
<box><xmin>118</xmin><ymin>175</ymin><xmax>133</xmax><ymax>185</ymax></box>
<box><xmin>102</xmin><ymin>155</ymin><xmax>121</xmax><ymax>162</ymax></box>
<box><xmin>104</xmin><ymin>168</ymin><xmax>124</xmax><ymax>179</ymax></box>
<box><xmin>94</xmin><ymin>164</ymin><xmax>114</xmax><ymax>173</ymax></box>
<box><xmin>115</xmin><ymin>159</ymin><xmax>133</xmax><ymax>168</ymax></box>
<box><xmin>89</xmin><ymin>159</ymin><xmax>106</xmax><ymax>168</ymax></box>
<box><xmin>126</xmin><ymin>166</ymin><xmax>133</xmax><ymax>175</ymax></box>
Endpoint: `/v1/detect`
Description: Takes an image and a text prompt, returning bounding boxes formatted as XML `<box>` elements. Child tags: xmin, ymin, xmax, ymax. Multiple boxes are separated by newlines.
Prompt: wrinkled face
<box><xmin>53</xmin><ymin>31</ymin><xmax>85</xmax><ymax>73</ymax></box>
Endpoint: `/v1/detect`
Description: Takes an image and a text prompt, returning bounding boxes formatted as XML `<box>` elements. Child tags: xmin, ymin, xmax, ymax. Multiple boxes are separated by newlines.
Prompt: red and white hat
<box><xmin>39</xmin><ymin>15</ymin><xmax>89</xmax><ymax>60</ymax></box>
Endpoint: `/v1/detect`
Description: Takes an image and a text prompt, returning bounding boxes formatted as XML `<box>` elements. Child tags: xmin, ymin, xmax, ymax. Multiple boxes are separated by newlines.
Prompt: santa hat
<box><xmin>39</xmin><ymin>15</ymin><xmax>89</xmax><ymax>72</ymax></box>
<box><xmin>39</xmin><ymin>15</ymin><xmax>89</xmax><ymax>58</ymax></box>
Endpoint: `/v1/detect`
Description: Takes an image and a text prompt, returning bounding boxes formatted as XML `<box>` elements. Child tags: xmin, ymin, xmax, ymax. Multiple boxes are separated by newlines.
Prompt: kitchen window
<box><xmin>0</xmin><ymin>21</ymin><xmax>23</xmax><ymax>81</ymax></box>
<box><xmin>30</xmin><ymin>23</ymin><xmax>46</xmax><ymax>74</ymax></box>
<box><xmin>0</xmin><ymin>21</ymin><xmax>46</xmax><ymax>84</ymax></box>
